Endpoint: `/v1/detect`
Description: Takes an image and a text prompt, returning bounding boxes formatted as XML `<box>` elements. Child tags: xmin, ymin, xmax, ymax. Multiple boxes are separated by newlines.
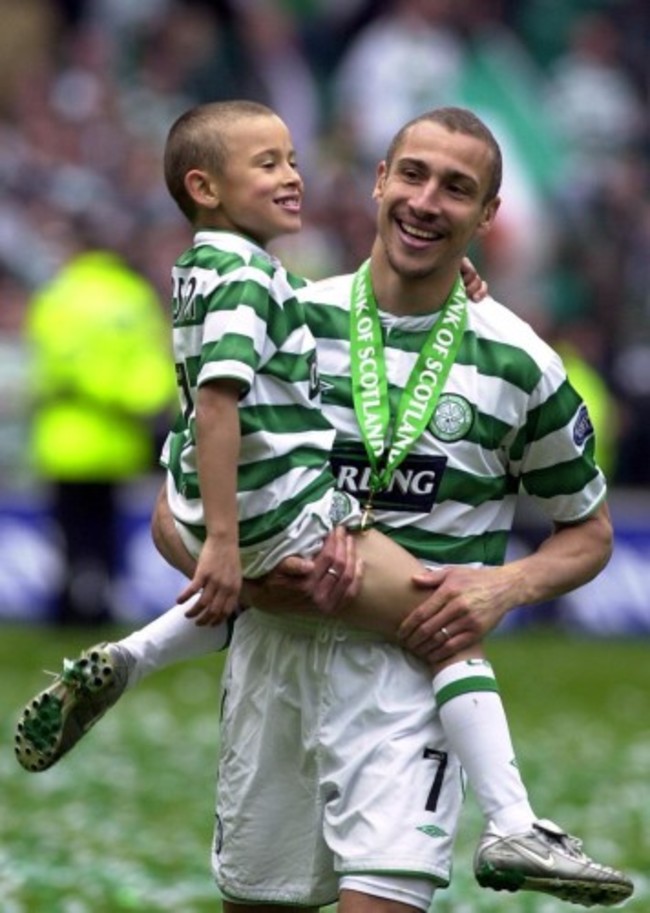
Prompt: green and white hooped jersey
<box><xmin>300</xmin><ymin>273</ymin><xmax>606</xmax><ymax>568</ymax></box>
<box><xmin>165</xmin><ymin>231</ymin><xmax>336</xmax><ymax>550</ymax></box>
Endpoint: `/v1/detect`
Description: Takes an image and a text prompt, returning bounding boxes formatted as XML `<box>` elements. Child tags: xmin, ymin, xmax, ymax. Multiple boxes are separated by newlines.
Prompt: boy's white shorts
<box><xmin>212</xmin><ymin>609</ymin><xmax>464</xmax><ymax>907</ymax></box>
<box><xmin>175</xmin><ymin>488</ymin><xmax>362</xmax><ymax>578</ymax></box>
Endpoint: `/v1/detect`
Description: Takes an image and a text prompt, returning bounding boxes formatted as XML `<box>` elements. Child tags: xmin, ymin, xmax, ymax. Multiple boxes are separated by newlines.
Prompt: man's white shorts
<box><xmin>212</xmin><ymin>610</ymin><xmax>464</xmax><ymax>907</ymax></box>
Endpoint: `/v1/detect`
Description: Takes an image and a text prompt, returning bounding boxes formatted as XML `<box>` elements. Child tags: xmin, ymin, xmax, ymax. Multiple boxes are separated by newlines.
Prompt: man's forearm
<box><xmin>151</xmin><ymin>482</ymin><xmax>196</xmax><ymax>578</ymax></box>
<box><xmin>500</xmin><ymin>501</ymin><xmax>613</xmax><ymax>613</ymax></box>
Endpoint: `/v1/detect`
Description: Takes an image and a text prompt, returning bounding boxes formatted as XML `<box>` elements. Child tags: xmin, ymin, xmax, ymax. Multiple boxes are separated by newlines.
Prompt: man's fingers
<box><xmin>315</xmin><ymin>527</ymin><xmax>348</xmax><ymax>576</ymax></box>
<box><xmin>398</xmin><ymin>603</ymin><xmax>441</xmax><ymax>640</ymax></box>
<box><xmin>311</xmin><ymin>528</ymin><xmax>359</xmax><ymax>612</ymax></box>
<box><xmin>274</xmin><ymin>556</ymin><xmax>314</xmax><ymax>578</ymax></box>
<box><xmin>180</xmin><ymin>585</ymin><xmax>202</xmax><ymax>612</ymax></box>
<box><xmin>410</xmin><ymin>569</ymin><xmax>445</xmax><ymax>588</ymax></box>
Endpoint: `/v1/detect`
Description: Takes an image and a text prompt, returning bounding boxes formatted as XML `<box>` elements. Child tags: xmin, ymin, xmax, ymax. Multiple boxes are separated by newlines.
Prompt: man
<box><xmin>150</xmin><ymin>107</ymin><xmax>631</xmax><ymax>911</ymax></box>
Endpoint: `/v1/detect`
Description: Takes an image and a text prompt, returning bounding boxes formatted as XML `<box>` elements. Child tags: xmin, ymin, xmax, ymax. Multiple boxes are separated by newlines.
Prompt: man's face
<box><xmin>372</xmin><ymin>121</ymin><xmax>500</xmax><ymax>281</ymax></box>
<box><xmin>211</xmin><ymin>114</ymin><xmax>303</xmax><ymax>246</ymax></box>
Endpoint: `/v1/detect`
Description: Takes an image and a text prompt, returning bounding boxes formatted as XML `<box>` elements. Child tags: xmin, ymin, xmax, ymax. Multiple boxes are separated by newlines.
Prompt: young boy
<box><xmin>15</xmin><ymin>101</ymin><xmax>632</xmax><ymax>906</ymax></box>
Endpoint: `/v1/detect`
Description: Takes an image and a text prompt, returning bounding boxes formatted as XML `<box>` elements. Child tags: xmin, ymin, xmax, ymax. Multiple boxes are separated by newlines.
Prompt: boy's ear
<box><xmin>184</xmin><ymin>169</ymin><xmax>220</xmax><ymax>209</ymax></box>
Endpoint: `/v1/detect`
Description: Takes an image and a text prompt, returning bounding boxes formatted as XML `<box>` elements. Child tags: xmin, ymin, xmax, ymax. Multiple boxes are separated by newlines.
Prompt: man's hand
<box><xmin>243</xmin><ymin>526</ymin><xmax>362</xmax><ymax>616</ymax></box>
<box><xmin>399</xmin><ymin>507</ymin><xmax>614</xmax><ymax>666</ymax></box>
<box><xmin>397</xmin><ymin>565</ymin><xmax>513</xmax><ymax>665</ymax></box>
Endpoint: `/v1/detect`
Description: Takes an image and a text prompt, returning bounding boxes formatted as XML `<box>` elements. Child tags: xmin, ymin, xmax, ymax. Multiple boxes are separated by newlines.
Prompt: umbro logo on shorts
<box><xmin>416</xmin><ymin>824</ymin><xmax>448</xmax><ymax>838</ymax></box>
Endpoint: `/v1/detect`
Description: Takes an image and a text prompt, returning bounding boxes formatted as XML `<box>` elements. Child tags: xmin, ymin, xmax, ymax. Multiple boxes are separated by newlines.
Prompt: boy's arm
<box><xmin>178</xmin><ymin>378</ymin><xmax>243</xmax><ymax>625</ymax></box>
<box><xmin>460</xmin><ymin>256</ymin><xmax>487</xmax><ymax>301</ymax></box>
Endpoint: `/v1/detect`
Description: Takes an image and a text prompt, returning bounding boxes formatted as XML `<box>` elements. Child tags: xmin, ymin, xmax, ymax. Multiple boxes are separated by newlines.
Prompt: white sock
<box><xmin>117</xmin><ymin>594</ymin><xmax>232</xmax><ymax>688</ymax></box>
<box><xmin>433</xmin><ymin>659</ymin><xmax>536</xmax><ymax>835</ymax></box>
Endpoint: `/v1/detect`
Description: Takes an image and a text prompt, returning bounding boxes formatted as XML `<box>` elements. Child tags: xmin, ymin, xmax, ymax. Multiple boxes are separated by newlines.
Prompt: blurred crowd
<box><xmin>0</xmin><ymin>0</ymin><xmax>648</xmax><ymax>488</ymax></box>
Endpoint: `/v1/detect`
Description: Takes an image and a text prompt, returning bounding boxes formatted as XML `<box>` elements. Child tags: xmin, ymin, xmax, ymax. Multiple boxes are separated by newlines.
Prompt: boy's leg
<box><xmin>14</xmin><ymin>486</ymin><xmax>228</xmax><ymax>772</ymax></box>
<box><xmin>14</xmin><ymin>601</ymin><xmax>231</xmax><ymax>773</ymax></box>
<box><xmin>15</xmin><ymin>493</ymin><xmax>229</xmax><ymax>773</ymax></box>
<box><xmin>118</xmin><ymin>598</ymin><xmax>232</xmax><ymax>686</ymax></box>
<box><xmin>14</xmin><ymin>490</ymin><xmax>225</xmax><ymax>772</ymax></box>
<box><xmin>342</xmin><ymin>531</ymin><xmax>634</xmax><ymax>906</ymax></box>
<box><xmin>432</xmin><ymin>659</ymin><xmax>536</xmax><ymax>832</ymax></box>
<box><xmin>344</xmin><ymin>529</ymin><xmax>536</xmax><ymax>834</ymax></box>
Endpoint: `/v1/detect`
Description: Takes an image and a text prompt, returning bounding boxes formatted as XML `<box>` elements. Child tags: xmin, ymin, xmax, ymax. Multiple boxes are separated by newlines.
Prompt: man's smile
<box><xmin>396</xmin><ymin>218</ymin><xmax>445</xmax><ymax>245</ymax></box>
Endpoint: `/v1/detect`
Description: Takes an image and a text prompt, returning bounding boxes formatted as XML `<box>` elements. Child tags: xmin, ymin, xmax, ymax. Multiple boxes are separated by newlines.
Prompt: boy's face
<box><xmin>372</xmin><ymin>120</ymin><xmax>500</xmax><ymax>282</ymax></box>
<box><xmin>207</xmin><ymin>114</ymin><xmax>303</xmax><ymax>246</ymax></box>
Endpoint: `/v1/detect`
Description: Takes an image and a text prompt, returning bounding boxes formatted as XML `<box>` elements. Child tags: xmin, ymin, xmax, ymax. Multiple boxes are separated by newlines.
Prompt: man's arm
<box><xmin>151</xmin><ymin>482</ymin><xmax>196</xmax><ymax>578</ymax></box>
<box><xmin>397</xmin><ymin>501</ymin><xmax>613</xmax><ymax>663</ymax></box>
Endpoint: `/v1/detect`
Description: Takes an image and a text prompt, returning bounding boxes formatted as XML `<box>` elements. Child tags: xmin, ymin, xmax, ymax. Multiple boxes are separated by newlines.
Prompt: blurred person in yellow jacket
<box><xmin>26</xmin><ymin>249</ymin><xmax>176</xmax><ymax>624</ymax></box>
<box><xmin>551</xmin><ymin>320</ymin><xmax>621</xmax><ymax>482</ymax></box>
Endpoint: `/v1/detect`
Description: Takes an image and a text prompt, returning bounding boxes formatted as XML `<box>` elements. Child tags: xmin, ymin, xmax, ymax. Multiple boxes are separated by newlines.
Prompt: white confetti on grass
<box><xmin>2</xmin><ymin>628</ymin><xmax>648</xmax><ymax>912</ymax></box>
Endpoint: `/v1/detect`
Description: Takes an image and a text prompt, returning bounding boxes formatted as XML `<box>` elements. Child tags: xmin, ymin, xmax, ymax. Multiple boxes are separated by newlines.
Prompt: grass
<box><xmin>1</xmin><ymin>624</ymin><xmax>648</xmax><ymax>913</ymax></box>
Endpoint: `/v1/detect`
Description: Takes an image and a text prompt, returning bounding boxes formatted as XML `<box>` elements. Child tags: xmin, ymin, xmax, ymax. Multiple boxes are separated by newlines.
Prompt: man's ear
<box><xmin>184</xmin><ymin>169</ymin><xmax>220</xmax><ymax>210</ymax></box>
<box><xmin>372</xmin><ymin>160</ymin><xmax>388</xmax><ymax>201</ymax></box>
<box><xmin>476</xmin><ymin>196</ymin><xmax>501</xmax><ymax>236</ymax></box>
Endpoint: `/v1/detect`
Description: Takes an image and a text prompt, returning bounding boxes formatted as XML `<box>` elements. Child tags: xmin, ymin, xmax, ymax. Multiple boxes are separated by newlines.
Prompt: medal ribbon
<box><xmin>350</xmin><ymin>259</ymin><xmax>467</xmax><ymax>497</ymax></box>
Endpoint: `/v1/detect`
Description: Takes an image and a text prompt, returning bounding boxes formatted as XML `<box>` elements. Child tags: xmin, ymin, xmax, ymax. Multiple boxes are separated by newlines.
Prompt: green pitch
<box><xmin>1</xmin><ymin>625</ymin><xmax>647</xmax><ymax>912</ymax></box>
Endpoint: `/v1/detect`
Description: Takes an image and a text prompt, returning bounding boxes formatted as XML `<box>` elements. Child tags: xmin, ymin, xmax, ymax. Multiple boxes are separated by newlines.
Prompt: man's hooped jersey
<box><xmin>300</xmin><ymin>273</ymin><xmax>606</xmax><ymax>568</ymax></box>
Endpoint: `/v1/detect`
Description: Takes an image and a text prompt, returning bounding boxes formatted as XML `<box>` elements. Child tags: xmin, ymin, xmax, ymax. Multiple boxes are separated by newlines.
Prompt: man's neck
<box><xmin>369</xmin><ymin>251</ymin><xmax>460</xmax><ymax>317</ymax></box>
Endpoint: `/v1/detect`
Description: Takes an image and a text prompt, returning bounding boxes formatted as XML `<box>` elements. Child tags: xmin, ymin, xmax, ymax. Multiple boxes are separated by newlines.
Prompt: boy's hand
<box><xmin>180</xmin><ymin>537</ymin><xmax>241</xmax><ymax>626</ymax></box>
<box><xmin>460</xmin><ymin>256</ymin><xmax>488</xmax><ymax>302</ymax></box>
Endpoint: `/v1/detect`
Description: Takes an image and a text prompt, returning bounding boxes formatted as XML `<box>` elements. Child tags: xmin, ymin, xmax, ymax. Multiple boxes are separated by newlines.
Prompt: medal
<box><xmin>360</xmin><ymin>493</ymin><xmax>376</xmax><ymax>531</ymax></box>
<box><xmin>349</xmin><ymin>260</ymin><xmax>467</xmax><ymax>520</ymax></box>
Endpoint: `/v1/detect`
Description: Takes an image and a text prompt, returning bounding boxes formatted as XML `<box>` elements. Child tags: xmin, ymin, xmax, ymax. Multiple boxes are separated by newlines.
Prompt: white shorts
<box><xmin>212</xmin><ymin>610</ymin><xmax>464</xmax><ymax>907</ymax></box>
<box><xmin>176</xmin><ymin>488</ymin><xmax>362</xmax><ymax>578</ymax></box>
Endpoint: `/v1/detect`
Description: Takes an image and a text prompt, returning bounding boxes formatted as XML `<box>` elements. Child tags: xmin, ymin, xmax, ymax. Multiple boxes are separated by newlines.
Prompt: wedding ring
<box><xmin>326</xmin><ymin>567</ymin><xmax>339</xmax><ymax>578</ymax></box>
<box><xmin>440</xmin><ymin>626</ymin><xmax>450</xmax><ymax>640</ymax></box>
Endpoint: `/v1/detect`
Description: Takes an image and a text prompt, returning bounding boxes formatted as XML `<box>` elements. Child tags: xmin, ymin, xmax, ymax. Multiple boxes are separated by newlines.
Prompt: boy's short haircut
<box><xmin>164</xmin><ymin>100</ymin><xmax>276</xmax><ymax>220</ymax></box>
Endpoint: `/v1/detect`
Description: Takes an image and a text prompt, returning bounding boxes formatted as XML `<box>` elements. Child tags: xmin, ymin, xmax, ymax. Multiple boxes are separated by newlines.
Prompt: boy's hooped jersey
<box><xmin>165</xmin><ymin>231</ymin><xmax>335</xmax><ymax>548</ymax></box>
<box><xmin>300</xmin><ymin>273</ymin><xmax>606</xmax><ymax>568</ymax></box>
